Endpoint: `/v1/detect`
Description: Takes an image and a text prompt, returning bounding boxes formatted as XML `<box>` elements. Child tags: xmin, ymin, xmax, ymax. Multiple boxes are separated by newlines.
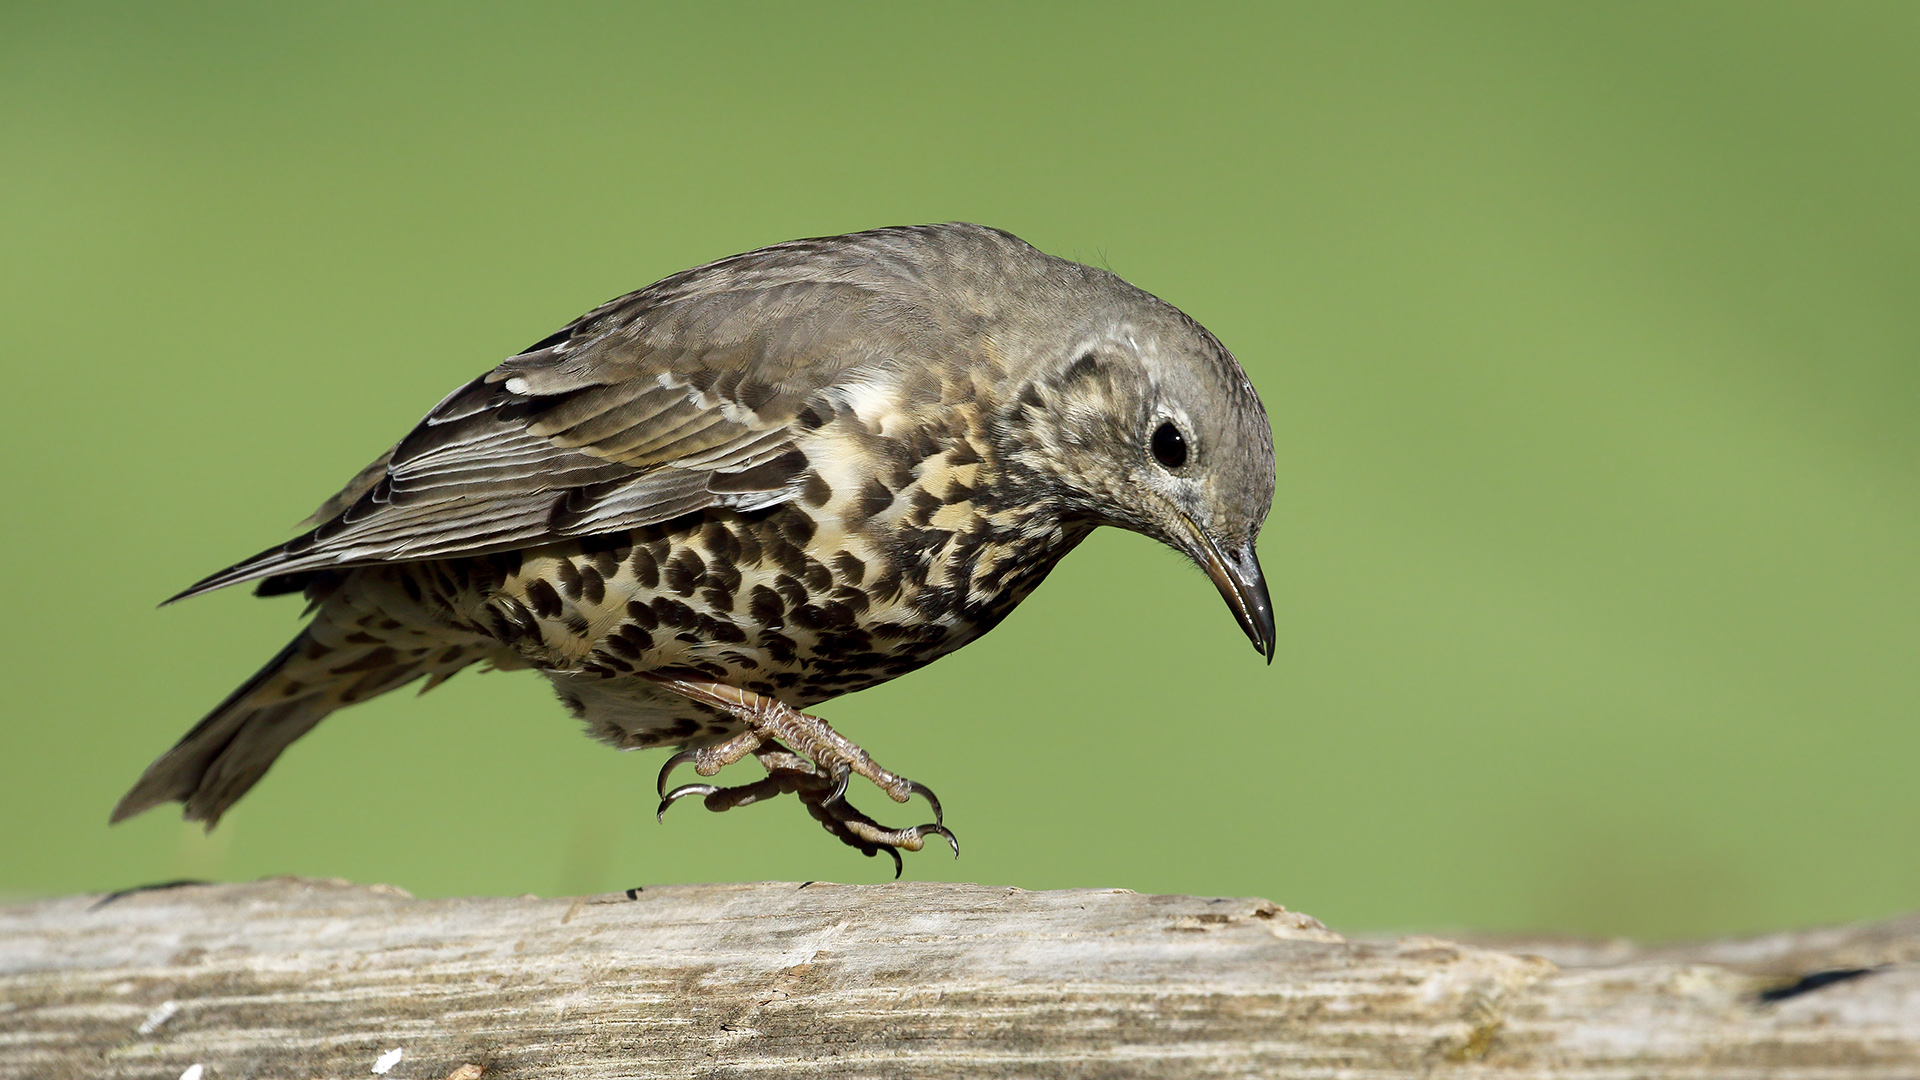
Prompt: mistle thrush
<box><xmin>114</xmin><ymin>223</ymin><xmax>1277</xmax><ymax>871</ymax></box>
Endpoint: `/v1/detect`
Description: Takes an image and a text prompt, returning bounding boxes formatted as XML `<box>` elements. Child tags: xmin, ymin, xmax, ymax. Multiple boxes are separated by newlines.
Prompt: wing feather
<box><xmin>169</xmin><ymin>226</ymin><xmax>983</xmax><ymax>603</ymax></box>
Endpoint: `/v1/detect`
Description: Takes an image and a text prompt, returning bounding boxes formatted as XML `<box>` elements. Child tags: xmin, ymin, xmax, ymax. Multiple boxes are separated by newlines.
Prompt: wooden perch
<box><xmin>3</xmin><ymin>878</ymin><xmax>1917</xmax><ymax>1078</ymax></box>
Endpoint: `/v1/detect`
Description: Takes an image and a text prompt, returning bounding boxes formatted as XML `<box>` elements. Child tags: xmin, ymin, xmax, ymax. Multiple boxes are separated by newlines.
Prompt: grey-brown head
<box><xmin>969</xmin><ymin>234</ymin><xmax>1279</xmax><ymax>660</ymax></box>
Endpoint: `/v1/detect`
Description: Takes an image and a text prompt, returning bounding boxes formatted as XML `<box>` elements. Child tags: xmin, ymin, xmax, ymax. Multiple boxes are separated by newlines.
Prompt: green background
<box><xmin>3</xmin><ymin>3</ymin><xmax>1915</xmax><ymax>940</ymax></box>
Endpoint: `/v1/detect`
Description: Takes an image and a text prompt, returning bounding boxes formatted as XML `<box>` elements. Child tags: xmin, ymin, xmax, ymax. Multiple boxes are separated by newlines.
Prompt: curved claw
<box><xmin>904</xmin><ymin>780</ymin><xmax>944</xmax><ymax>825</ymax></box>
<box><xmin>655</xmin><ymin>782</ymin><xmax>719</xmax><ymax>822</ymax></box>
<box><xmin>869</xmin><ymin>845</ymin><xmax>905</xmax><ymax>879</ymax></box>
<box><xmin>916</xmin><ymin>823</ymin><xmax>960</xmax><ymax>858</ymax></box>
<box><xmin>825</xmin><ymin>763</ymin><xmax>851</xmax><ymax>807</ymax></box>
<box><xmin>655</xmin><ymin>748</ymin><xmax>703</xmax><ymax>798</ymax></box>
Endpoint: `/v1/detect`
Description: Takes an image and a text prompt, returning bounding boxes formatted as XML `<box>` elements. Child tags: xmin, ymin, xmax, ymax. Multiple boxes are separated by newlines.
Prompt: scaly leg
<box><xmin>645</xmin><ymin>674</ymin><xmax>957</xmax><ymax>870</ymax></box>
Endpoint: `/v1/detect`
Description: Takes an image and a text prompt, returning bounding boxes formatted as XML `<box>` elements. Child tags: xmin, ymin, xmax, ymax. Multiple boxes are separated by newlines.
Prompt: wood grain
<box><xmin>2</xmin><ymin>878</ymin><xmax>1915</xmax><ymax>1078</ymax></box>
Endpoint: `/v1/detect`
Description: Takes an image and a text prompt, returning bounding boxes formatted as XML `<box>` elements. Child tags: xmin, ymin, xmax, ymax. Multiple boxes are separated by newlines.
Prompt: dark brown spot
<box><xmin>630</xmin><ymin>546</ymin><xmax>660</xmax><ymax>590</ymax></box>
<box><xmin>763</xmin><ymin>632</ymin><xmax>798</xmax><ymax>664</ymax></box>
<box><xmin>912</xmin><ymin>429</ymin><xmax>943</xmax><ymax>462</ymax></box>
<box><xmin>525</xmin><ymin>578</ymin><xmax>564</xmax><ymax>620</ymax></box>
<box><xmin>655</xmin><ymin>598</ymin><xmax>698</xmax><ymax>629</ymax></box>
<box><xmin>772</xmin><ymin>575</ymin><xmax>809</xmax><ymax>608</ymax></box>
<box><xmin>343</xmin><ymin>631</ymin><xmax>381</xmax><ymax>645</ymax></box>
<box><xmin>733</xmin><ymin>524</ymin><xmax>763</xmax><ymax>566</ymax></box>
<box><xmin>748</xmin><ymin>584</ymin><xmax>783</xmax><ymax>627</ymax></box>
<box><xmin>778</xmin><ymin>510</ymin><xmax>816</xmax><ymax>548</ymax></box>
<box><xmin>909</xmin><ymin>489</ymin><xmax>942</xmax><ymax>525</ymax></box>
<box><xmin>555</xmin><ymin>559</ymin><xmax>584</xmax><ymax>600</ymax></box>
<box><xmin>702</xmin><ymin>522</ymin><xmax>741</xmax><ymax>564</ymax></box>
<box><xmin>621</xmin><ymin>624</ymin><xmax>655</xmax><ymax>653</ymax></box>
<box><xmin>579</xmin><ymin>563</ymin><xmax>605</xmax><ymax>606</ymax></box>
<box><xmin>831</xmin><ymin>552</ymin><xmax>866</xmax><ymax>584</ymax></box>
<box><xmin>590</xmin><ymin>546</ymin><xmax>625</xmax><ymax>579</ymax></box>
<box><xmin>625</xmin><ymin>600</ymin><xmax>658</xmax><ymax>629</ymax></box>
<box><xmin>398</xmin><ymin>574</ymin><xmax>423</xmax><ymax>604</ymax></box>
<box><xmin>802</xmin><ymin>471</ymin><xmax>832</xmax><ymax>508</ymax></box>
<box><xmin>768</xmin><ymin>538</ymin><xmax>808</xmax><ymax>578</ymax></box>
<box><xmin>829</xmin><ymin>585</ymin><xmax>870</xmax><ymax>614</ymax></box>
<box><xmin>856</xmin><ymin>479</ymin><xmax>894</xmax><ymax>523</ymax></box>
<box><xmin>701</xmin><ymin>585</ymin><xmax>735</xmax><ymax>612</ymax></box>
<box><xmin>801</xmin><ymin>558</ymin><xmax>833</xmax><ymax>594</ymax></box>
<box><xmin>664</xmin><ymin>549</ymin><xmax>706</xmax><ymax>597</ymax></box>
<box><xmin>709</xmin><ymin>559</ymin><xmax>743</xmax><ymax>596</ymax></box>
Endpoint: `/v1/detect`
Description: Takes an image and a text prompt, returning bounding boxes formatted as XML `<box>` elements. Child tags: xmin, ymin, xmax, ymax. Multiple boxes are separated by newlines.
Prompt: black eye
<box><xmin>1150</xmin><ymin>421</ymin><xmax>1189</xmax><ymax>470</ymax></box>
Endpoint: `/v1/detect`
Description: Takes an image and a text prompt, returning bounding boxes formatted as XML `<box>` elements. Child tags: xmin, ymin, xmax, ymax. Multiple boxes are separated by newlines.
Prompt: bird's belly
<box><xmin>419</xmin><ymin>454</ymin><xmax>1081</xmax><ymax>750</ymax></box>
<box><xmin>429</xmin><ymin>507</ymin><xmax>988</xmax><ymax>744</ymax></box>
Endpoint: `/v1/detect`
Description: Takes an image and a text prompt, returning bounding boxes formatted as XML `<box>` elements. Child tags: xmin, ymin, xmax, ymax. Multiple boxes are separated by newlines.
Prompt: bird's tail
<box><xmin>112</xmin><ymin>572</ymin><xmax>488</xmax><ymax>827</ymax></box>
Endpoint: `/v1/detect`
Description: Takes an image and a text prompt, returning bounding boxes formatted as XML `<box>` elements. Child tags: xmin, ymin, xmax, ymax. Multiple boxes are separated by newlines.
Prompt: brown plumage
<box><xmin>114</xmin><ymin>223</ymin><xmax>1277</xmax><ymax>871</ymax></box>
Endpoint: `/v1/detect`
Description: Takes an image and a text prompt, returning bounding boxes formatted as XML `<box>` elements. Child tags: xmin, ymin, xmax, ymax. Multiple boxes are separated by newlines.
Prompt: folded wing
<box><xmin>174</xmin><ymin>249</ymin><xmax>922</xmax><ymax>601</ymax></box>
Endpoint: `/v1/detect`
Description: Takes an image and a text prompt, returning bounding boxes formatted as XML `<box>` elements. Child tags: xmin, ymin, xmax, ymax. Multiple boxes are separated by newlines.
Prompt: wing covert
<box><xmin>173</xmin><ymin>261</ymin><xmax>926</xmax><ymax>601</ymax></box>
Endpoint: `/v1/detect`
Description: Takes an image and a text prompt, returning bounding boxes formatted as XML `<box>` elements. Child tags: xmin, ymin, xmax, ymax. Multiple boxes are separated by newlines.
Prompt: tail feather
<box><xmin>114</xmin><ymin>576</ymin><xmax>488</xmax><ymax>826</ymax></box>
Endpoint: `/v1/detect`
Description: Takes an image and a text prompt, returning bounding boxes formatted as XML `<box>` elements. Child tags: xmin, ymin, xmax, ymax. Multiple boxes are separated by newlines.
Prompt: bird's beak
<box><xmin>1181</xmin><ymin>515</ymin><xmax>1276</xmax><ymax>663</ymax></box>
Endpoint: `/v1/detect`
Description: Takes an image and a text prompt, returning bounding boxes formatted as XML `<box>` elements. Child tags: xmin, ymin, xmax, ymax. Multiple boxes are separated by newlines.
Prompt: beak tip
<box><xmin>1180</xmin><ymin>515</ymin><xmax>1277</xmax><ymax>670</ymax></box>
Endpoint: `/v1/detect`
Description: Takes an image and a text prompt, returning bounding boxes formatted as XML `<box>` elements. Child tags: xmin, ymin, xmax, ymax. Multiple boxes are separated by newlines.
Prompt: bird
<box><xmin>112</xmin><ymin>223</ymin><xmax>1277</xmax><ymax>872</ymax></box>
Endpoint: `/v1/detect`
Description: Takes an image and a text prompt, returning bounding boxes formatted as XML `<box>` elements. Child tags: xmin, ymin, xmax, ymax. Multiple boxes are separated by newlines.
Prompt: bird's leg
<box><xmin>646</xmin><ymin>673</ymin><xmax>956</xmax><ymax>865</ymax></box>
<box><xmin>646</xmin><ymin>673</ymin><xmax>936</xmax><ymax>808</ymax></box>
<box><xmin>655</xmin><ymin>740</ymin><xmax>955</xmax><ymax>876</ymax></box>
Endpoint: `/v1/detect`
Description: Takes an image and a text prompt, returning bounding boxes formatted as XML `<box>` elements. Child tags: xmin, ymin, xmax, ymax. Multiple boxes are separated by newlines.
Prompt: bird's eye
<box><xmin>1150</xmin><ymin>421</ymin><xmax>1189</xmax><ymax>470</ymax></box>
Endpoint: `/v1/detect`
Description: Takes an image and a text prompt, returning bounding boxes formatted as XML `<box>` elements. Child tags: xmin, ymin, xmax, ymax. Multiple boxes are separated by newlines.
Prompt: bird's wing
<box><xmin>174</xmin><ymin>247</ymin><xmax>933</xmax><ymax>601</ymax></box>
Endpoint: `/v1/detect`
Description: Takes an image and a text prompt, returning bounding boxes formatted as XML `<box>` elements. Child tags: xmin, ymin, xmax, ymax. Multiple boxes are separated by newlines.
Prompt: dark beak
<box><xmin>1181</xmin><ymin>516</ymin><xmax>1276</xmax><ymax>663</ymax></box>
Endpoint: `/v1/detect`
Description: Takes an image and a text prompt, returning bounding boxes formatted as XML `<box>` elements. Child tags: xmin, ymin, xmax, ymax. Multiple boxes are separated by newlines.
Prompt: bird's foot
<box><xmin>647</xmin><ymin>674</ymin><xmax>955</xmax><ymax>872</ymax></box>
<box><xmin>657</xmin><ymin>741</ymin><xmax>955</xmax><ymax>877</ymax></box>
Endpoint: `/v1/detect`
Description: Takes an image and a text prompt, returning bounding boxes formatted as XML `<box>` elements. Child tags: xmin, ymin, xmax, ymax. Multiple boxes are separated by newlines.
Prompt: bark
<box><xmin>2</xmin><ymin>877</ymin><xmax>1915</xmax><ymax>1078</ymax></box>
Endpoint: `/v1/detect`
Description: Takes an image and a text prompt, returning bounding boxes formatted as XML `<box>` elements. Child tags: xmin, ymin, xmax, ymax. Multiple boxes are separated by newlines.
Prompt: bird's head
<box><xmin>994</xmin><ymin>272</ymin><xmax>1278</xmax><ymax>662</ymax></box>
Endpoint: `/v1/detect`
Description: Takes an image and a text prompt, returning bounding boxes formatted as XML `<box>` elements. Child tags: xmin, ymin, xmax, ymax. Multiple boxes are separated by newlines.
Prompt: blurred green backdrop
<box><xmin>2</xmin><ymin>2</ymin><xmax>1915</xmax><ymax>940</ymax></box>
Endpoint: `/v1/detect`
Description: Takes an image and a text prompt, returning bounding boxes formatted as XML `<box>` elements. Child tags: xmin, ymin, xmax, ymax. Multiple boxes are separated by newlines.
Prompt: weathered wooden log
<box><xmin>1</xmin><ymin>878</ymin><xmax>1915</xmax><ymax>1078</ymax></box>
